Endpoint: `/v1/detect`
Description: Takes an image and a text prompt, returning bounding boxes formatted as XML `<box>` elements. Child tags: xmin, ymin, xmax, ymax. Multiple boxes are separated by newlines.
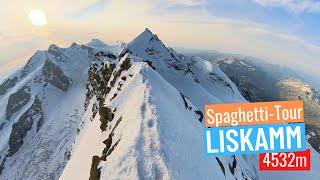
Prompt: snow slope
<box><xmin>61</xmin><ymin>29</ymin><xmax>258</xmax><ymax>180</ymax></box>
<box><xmin>0</xmin><ymin>28</ymin><xmax>319</xmax><ymax>180</ymax></box>
<box><xmin>61</xmin><ymin>59</ymin><xmax>256</xmax><ymax>180</ymax></box>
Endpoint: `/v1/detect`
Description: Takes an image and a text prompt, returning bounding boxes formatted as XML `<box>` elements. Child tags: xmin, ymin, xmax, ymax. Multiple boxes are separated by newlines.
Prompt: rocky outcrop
<box><xmin>0</xmin><ymin>77</ymin><xmax>18</xmax><ymax>96</ymax></box>
<box><xmin>6</xmin><ymin>85</ymin><xmax>31</xmax><ymax>120</ymax></box>
<box><xmin>218</xmin><ymin>58</ymin><xmax>279</xmax><ymax>102</ymax></box>
<box><xmin>306</xmin><ymin>124</ymin><xmax>320</xmax><ymax>153</ymax></box>
<box><xmin>42</xmin><ymin>60</ymin><xmax>70</xmax><ymax>91</ymax></box>
<box><xmin>89</xmin><ymin>156</ymin><xmax>101</xmax><ymax>180</ymax></box>
<box><xmin>7</xmin><ymin>96</ymin><xmax>44</xmax><ymax>157</ymax></box>
<box><xmin>99</xmin><ymin>107</ymin><xmax>114</xmax><ymax>131</ymax></box>
<box><xmin>85</xmin><ymin>52</ymin><xmax>117</xmax><ymax>112</ymax></box>
<box><xmin>48</xmin><ymin>44</ymin><xmax>68</xmax><ymax>62</ymax></box>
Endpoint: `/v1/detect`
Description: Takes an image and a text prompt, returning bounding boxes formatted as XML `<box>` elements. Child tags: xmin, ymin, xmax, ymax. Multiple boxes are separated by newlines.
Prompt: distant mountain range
<box><xmin>178</xmin><ymin>48</ymin><xmax>320</xmax><ymax>90</ymax></box>
<box><xmin>216</xmin><ymin>57</ymin><xmax>320</xmax><ymax>154</ymax></box>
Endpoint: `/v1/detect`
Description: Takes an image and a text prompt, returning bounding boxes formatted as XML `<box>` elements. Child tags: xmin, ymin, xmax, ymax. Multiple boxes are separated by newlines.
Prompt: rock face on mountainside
<box><xmin>306</xmin><ymin>124</ymin><xmax>320</xmax><ymax>153</ymax></box>
<box><xmin>0</xmin><ymin>43</ymin><xmax>94</xmax><ymax>179</ymax></box>
<box><xmin>276</xmin><ymin>78</ymin><xmax>320</xmax><ymax>120</ymax></box>
<box><xmin>0</xmin><ymin>29</ymin><xmax>320</xmax><ymax>180</ymax></box>
<box><xmin>217</xmin><ymin>57</ymin><xmax>281</xmax><ymax>102</ymax></box>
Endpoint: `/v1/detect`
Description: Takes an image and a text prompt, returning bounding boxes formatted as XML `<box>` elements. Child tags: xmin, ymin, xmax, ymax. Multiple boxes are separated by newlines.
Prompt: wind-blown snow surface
<box><xmin>1</xmin><ymin>28</ymin><xmax>319</xmax><ymax>180</ymax></box>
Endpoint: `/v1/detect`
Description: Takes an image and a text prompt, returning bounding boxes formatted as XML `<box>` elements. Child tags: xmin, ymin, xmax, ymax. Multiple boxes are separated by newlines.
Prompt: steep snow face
<box><xmin>0</xmin><ymin>43</ymin><xmax>103</xmax><ymax>179</ymax></box>
<box><xmin>87</xmin><ymin>39</ymin><xmax>127</xmax><ymax>56</ymax></box>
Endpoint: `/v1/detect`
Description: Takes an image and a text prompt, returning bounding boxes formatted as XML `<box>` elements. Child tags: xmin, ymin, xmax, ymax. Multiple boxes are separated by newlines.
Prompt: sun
<box><xmin>28</xmin><ymin>9</ymin><xmax>47</xmax><ymax>26</ymax></box>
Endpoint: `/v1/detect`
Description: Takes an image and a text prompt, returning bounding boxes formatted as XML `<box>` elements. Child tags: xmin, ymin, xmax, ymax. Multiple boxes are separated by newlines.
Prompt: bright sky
<box><xmin>0</xmin><ymin>0</ymin><xmax>319</xmax><ymax>79</ymax></box>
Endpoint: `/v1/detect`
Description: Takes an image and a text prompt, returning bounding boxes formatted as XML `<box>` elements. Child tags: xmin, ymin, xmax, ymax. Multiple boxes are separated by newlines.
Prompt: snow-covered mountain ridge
<box><xmin>0</xmin><ymin>29</ymin><xmax>319</xmax><ymax>180</ymax></box>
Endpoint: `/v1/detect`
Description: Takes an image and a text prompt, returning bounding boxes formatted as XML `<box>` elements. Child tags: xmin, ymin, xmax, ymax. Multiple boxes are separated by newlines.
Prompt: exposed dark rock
<box><xmin>215</xmin><ymin>157</ymin><xmax>225</xmax><ymax>176</ymax></box>
<box><xmin>145</xmin><ymin>48</ymin><xmax>155</xmax><ymax>55</ymax></box>
<box><xmin>6</xmin><ymin>85</ymin><xmax>31</xmax><ymax>120</ymax></box>
<box><xmin>180</xmin><ymin>93</ymin><xmax>192</xmax><ymax>110</ymax></box>
<box><xmin>0</xmin><ymin>157</ymin><xmax>6</xmax><ymax>175</ymax></box>
<box><xmin>194</xmin><ymin>110</ymin><xmax>203</xmax><ymax>122</ymax></box>
<box><xmin>48</xmin><ymin>44</ymin><xmax>67</xmax><ymax>62</ymax></box>
<box><xmin>0</xmin><ymin>123</ymin><xmax>5</xmax><ymax>131</ymax></box>
<box><xmin>85</xmin><ymin>57</ymin><xmax>116</xmax><ymax>111</ymax></box>
<box><xmin>107</xmin><ymin>54</ymin><xmax>117</xmax><ymax>59</ymax></box>
<box><xmin>7</xmin><ymin>96</ymin><xmax>44</xmax><ymax>157</ymax></box>
<box><xmin>91</xmin><ymin>103</ymin><xmax>99</xmax><ymax>119</ymax></box>
<box><xmin>209</xmin><ymin>72</ymin><xmax>233</xmax><ymax>93</ymax></box>
<box><xmin>167</xmin><ymin>57</ymin><xmax>193</xmax><ymax>75</ymax></box>
<box><xmin>89</xmin><ymin>156</ymin><xmax>101</xmax><ymax>180</ymax></box>
<box><xmin>228</xmin><ymin>155</ymin><xmax>237</xmax><ymax>175</ymax></box>
<box><xmin>110</xmin><ymin>94</ymin><xmax>117</xmax><ymax>101</ymax></box>
<box><xmin>101</xmin><ymin>117</ymin><xmax>122</xmax><ymax>161</ymax></box>
<box><xmin>103</xmin><ymin>136</ymin><xmax>113</xmax><ymax>152</ymax></box>
<box><xmin>118</xmin><ymin>49</ymin><xmax>132</xmax><ymax>60</ymax></box>
<box><xmin>106</xmin><ymin>139</ymin><xmax>120</xmax><ymax>157</ymax></box>
<box><xmin>36</xmin><ymin>115</ymin><xmax>44</xmax><ymax>132</ymax></box>
<box><xmin>194</xmin><ymin>78</ymin><xmax>200</xmax><ymax>84</ymax></box>
<box><xmin>306</xmin><ymin>124</ymin><xmax>320</xmax><ymax>153</ymax></box>
<box><xmin>150</xmin><ymin>34</ymin><xmax>160</xmax><ymax>42</ymax></box>
<box><xmin>64</xmin><ymin>149</ymin><xmax>72</xmax><ymax>160</ymax></box>
<box><xmin>121</xmin><ymin>76</ymin><xmax>126</xmax><ymax>81</ymax></box>
<box><xmin>0</xmin><ymin>77</ymin><xmax>18</xmax><ymax>96</ymax></box>
<box><xmin>118</xmin><ymin>82</ymin><xmax>123</xmax><ymax>88</ymax></box>
<box><xmin>42</xmin><ymin>60</ymin><xmax>70</xmax><ymax>91</ymax></box>
<box><xmin>143</xmin><ymin>60</ymin><xmax>156</xmax><ymax>70</ymax></box>
<box><xmin>120</xmin><ymin>57</ymin><xmax>131</xmax><ymax>71</ymax></box>
<box><xmin>109</xmin><ymin>58</ymin><xmax>131</xmax><ymax>88</ymax></box>
<box><xmin>109</xmin><ymin>71</ymin><xmax>120</xmax><ymax>88</ymax></box>
<box><xmin>99</xmin><ymin>107</ymin><xmax>114</xmax><ymax>131</ymax></box>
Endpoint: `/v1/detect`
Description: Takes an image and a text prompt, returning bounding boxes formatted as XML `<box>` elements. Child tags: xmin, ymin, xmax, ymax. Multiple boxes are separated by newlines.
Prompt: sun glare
<box><xmin>28</xmin><ymin>9</ymin><xmax>47</xmax><ymax>26</ymax></box>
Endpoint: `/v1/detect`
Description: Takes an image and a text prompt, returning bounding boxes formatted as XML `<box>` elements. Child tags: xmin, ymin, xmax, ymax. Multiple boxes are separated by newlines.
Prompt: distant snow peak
<box><xmin>130</xmin><ymin>28</ymin><xmax>154</xmax><ymax>45</ymax></box>
<box><xmin>87</xmin><ymin>39</ymin><xmax>109</xmax><ymax>48</ymax></box>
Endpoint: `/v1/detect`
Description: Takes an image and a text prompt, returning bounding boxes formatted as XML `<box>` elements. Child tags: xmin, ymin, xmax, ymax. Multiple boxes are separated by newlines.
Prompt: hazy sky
<box><xmin>0</xmin><ymin>0</ymin><xmax>319</xmax><ymax>79</ymax></box>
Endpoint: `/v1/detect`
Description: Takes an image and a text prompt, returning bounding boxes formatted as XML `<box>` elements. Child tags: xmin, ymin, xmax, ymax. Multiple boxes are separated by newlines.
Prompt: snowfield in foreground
<box><xmin>0</xmin><ymin>29</ymin><xmax>319</xmax><ymax>180</ymax></box>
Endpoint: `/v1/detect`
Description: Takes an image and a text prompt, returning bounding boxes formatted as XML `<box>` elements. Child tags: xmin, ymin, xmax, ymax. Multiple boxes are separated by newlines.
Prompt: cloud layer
<box><xmin>253</xmin><ymin>0</ymin><xmax>320</xmax><ymax>13</ymax></box>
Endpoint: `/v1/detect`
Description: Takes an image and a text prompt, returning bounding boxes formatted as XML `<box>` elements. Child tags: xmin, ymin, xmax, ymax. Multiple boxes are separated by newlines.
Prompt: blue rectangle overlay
<box><xmin>204</xmin><ymin>123</ymin><xmax>306</xmax><ymax>156</ymax></box>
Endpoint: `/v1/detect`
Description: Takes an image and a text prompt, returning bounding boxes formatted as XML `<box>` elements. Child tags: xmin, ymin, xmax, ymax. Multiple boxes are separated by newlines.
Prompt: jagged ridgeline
<box><xmin>0</xmin><ymin>29</ymin><xmax>319</xmax><ymax>180</ymax></box>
